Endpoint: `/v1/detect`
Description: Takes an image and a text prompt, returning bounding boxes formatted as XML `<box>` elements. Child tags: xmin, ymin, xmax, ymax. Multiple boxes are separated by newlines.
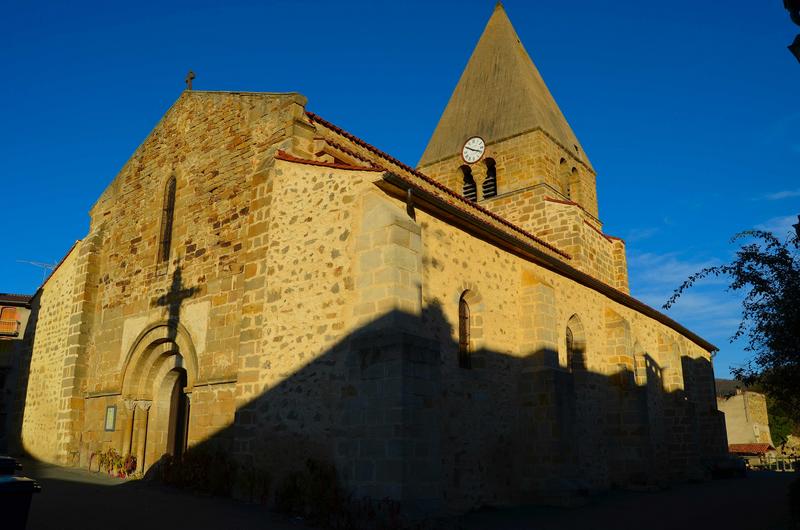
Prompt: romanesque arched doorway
<box><xmin>120</xmin><ymin>322</ymin><xmax>197</xmax><ymax>473</ymax></box>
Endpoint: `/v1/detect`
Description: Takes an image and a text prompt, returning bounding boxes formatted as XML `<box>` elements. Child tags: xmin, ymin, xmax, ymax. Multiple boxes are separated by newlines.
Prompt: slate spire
<box><xmin>419</xmin><ymin>3</ymin><xmax>590</xmax><ymax>168</ymax></box>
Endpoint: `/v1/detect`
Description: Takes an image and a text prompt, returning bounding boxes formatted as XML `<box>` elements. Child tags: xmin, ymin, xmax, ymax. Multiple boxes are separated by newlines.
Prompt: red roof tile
<box><xmin>0</xmin><ymin>293</ymin><xmax>32</xmax><ymax>304</ymax></box>
<box><xmin>729</xmin><ymin>443</ymin><xmax>774</xmax><ymax>455</ymax></box>
<box><xmin>275</xmin><ymin>150</ymin><xmax>382</xmax><ymax>172</ymax></box>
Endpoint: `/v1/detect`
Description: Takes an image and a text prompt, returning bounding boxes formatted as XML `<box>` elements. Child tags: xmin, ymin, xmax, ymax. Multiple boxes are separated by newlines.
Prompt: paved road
<box><xmin>16</xmin><ymin>458</ymin><xmax>797</xmax><ymax>530</ymax></box>
<box><xmin>20</xmin><ymin>459</ymin><xmax>306</xmax><ymax>530</ymax></box>
<box><xmin>457</xmin><ymin>471</ymin><xmax>797</xmax><ymax>530</ymax></box>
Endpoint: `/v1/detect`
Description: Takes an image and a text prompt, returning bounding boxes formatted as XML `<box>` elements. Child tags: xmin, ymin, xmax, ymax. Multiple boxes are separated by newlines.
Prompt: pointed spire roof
<box><xmin>419</xmin><ymin>3</ymin><xmax>591</xmax><ymax>169</ymax></box>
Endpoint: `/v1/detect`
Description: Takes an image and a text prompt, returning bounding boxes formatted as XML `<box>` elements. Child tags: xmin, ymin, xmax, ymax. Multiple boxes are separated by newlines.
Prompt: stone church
<box><xmin>10</xmin><ymin>4</ymin><xmax>726</xmax><ymax>515</ymax></box>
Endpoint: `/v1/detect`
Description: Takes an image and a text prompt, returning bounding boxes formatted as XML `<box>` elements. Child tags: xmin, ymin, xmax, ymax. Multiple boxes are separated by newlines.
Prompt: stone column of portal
<box><xmin>121</xmin><ymin>399</ymin><xmax>136</xmax><ymax>456</ymax></box>
<box><xmin>134</xmin><ymin>400</ymin><xmax>152</xmax><ymax>473</ymax></box>
<box><xmin>183</xmin><ymin>393</ymin><xmax>191</xmax><ymax>453</ymax></box>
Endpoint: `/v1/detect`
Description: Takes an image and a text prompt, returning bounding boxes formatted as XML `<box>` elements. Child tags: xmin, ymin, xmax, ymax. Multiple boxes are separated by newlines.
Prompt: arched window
<box><xmin>458</xmin><ymin>292</ymin><xmax>471</xmax><ymax>369</ymax></box>
<box><xmin>158</xmin><ymin>176</ymin><xmax>177</xmax><ymax>263</ymax></box>
<box><xmin>482</xmin><ymin>158</ymin><xmax>497</xmax><ymax>199</ymax></box>
<box><xmin>461</xmin><ymin>166</ymin><xmax>477</xmax><ymax>202</ymax></box>
<box><xmin>567</xmin><ymin>167</ymin><xmax>579</xmax><ymax>201</ymax></box>
<box><xmin>565</xmin><ymin>314</ymin><xmax>586</xmax><ymax>372</ymax></box>
<box><xmin>557</xmin><ymin>158</ymin><xmax>568</xmax><ymax>196</ymax></box>
<box><xmin>565</xmin><ymin>326</ymin><xmax>575</xmax><ymax>370</ymax></box>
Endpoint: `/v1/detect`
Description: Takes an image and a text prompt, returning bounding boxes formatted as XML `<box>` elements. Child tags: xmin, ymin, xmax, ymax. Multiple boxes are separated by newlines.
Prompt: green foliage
<box><xmin>766</xmin><ymin>395</ymin><xmax>798</xmax><ymax>446</ymax></box>
<box><xmin>94</xmin><ymin>448</ymin><xmax>136</xmax><ymax>478</ymax></box>
<box><xmin>665</xmin><ymin>219</ymin><xmax>800</xmax><ymax>423</ymax></box>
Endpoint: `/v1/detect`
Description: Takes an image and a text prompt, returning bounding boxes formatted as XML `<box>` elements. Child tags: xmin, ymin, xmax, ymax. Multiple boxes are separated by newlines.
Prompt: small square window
<box><xmin>104</xmin><ymin>405</ymin><xmax>117</xmax><ymax>432</ymax></box>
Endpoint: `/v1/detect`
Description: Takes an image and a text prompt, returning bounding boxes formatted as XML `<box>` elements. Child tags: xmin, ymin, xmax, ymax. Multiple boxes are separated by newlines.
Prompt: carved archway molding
<box><xmin>120</xmin><ymin>321</ymin><xmax>198</xmax><ymax>399</ymax></box>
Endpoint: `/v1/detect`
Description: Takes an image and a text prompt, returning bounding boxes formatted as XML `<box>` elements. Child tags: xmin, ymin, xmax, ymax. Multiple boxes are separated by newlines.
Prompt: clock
<box><xmin>461</xmin><ymin>136</ymin><xmax>486</xmax><ymax>164</ymax></box>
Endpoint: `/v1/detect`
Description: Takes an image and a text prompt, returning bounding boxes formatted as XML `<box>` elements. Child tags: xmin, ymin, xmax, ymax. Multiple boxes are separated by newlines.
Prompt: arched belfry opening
<box><xmin>461</xmin><ymin>165</ymin><xmax>477</xmax><ymax>202</ymax></box>
<box><xmin>119</xmin><ymin>322</ymin><xmax>198</xmax><ymax>473</ymax></box>
<box><xmin>482</xmin><ymin>158</ymin><xmax>497</xmax><ymax>199</ymax></box>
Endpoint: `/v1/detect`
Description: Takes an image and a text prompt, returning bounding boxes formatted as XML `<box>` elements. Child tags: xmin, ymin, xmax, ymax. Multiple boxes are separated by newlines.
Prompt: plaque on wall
<box><xmin>104</xmin><ymin>405</ymin><xmax>117</xmax><ymax>432</ymax></box>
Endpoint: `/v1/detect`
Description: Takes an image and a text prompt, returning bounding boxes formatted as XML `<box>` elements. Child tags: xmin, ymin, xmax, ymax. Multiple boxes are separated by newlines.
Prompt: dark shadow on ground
<box><xmin>456</xmin><ymin>471</ymin><xmax>796</xmax><ymax>530</ymax></box>
<box><xmin>18</xmin><ymin>457</ymin><xmax>308</xmax><ymax>530</ymax></box>
<box><xmin>16</xmin><ymin>457</ymin><xmax>797</xmax><ymax>530</ymax></box>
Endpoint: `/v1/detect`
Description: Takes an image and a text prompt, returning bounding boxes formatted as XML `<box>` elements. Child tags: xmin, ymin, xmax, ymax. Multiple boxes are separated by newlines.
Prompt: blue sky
<box><xmin>1</xmin><ymin>0</ymin><xmax>798</xmax><ymax>378</ymax></box>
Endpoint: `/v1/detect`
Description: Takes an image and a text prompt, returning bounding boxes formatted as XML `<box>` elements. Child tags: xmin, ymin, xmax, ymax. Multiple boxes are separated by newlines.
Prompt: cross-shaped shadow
<box><xmin>154</xmin><ymin>263</ymin><xmax>198</xmax><ymax>343</ymax></box>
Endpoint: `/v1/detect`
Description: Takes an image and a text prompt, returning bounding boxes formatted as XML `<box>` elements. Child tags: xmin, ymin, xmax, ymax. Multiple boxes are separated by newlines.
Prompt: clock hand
<box><xmin>465</xmin><ymin>147</ymin><xmax>480</xmax><ymax>152</ymax></box>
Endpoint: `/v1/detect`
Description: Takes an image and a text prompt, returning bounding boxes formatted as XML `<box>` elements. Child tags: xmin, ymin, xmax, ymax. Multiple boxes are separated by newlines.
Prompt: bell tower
<box><xmin>418</xmin><ymin>3</ymin><xmax>628</xmax><ymax>292</ymax></box>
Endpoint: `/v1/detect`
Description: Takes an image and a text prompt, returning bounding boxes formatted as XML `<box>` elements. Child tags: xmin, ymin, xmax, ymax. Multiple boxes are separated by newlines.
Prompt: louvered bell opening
<box><xmin>461</xmin><ymin>165</ymin><xmax>478</xmax><ymax>202</ymax></box>
<box><xmin>482</xmin><ymin>177</ymin><xmax>496</xmax><ymax>199</ymax></box>
<box><xmin>482</xmin><ymin>158</ymin><xmax>497</xmax><ymax>199</ymax></box>
<box><xmin>463</xmin><ymin>182</ymin><xmax>478</xmax><ymax>202</ymax></box>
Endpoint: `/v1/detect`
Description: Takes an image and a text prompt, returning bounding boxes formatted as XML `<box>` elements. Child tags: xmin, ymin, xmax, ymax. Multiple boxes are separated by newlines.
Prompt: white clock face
<box><xmin>462</xmin><ymin>136</ymin><xmax>486</xmax><ymax>164</ymax></box>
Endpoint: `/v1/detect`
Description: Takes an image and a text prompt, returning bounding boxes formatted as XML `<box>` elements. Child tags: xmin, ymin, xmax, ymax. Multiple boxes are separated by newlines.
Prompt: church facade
<box><xmin>12</xmin><ymin>4</ymin><xmax>726</xmax><ymax>515</ymax></box>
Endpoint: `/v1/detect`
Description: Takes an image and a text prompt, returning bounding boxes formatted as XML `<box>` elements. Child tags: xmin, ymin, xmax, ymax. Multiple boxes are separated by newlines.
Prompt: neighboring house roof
<box><xmin>716</xmin><ymin>378</ymin><xmax>754</xmax><ymax>398</ymax></box>
<box><xmin>0</xmin><ymin>293</ymin><xmax>33</xmax><ymax>306</ymax></box>
<box><xmin>729</xmin><ymin>443</ymin><xmax>774</xmax><ymax>455</ymax></box>
<box><xmin>418</xmin><ymin>3</ymin><xmax>591</xmax><ymax>169</ymax></box>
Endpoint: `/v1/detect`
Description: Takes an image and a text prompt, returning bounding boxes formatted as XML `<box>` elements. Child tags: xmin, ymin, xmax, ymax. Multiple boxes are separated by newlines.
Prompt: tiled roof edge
<box><xmin>275</xmin><ymin>150</ymin><xmax>383</xmax><ymax>172</ymax></box>
<box><xmin>306</xmin><ymin>111</ymin><xmax>571</xmax><ymax>260</ymax></box>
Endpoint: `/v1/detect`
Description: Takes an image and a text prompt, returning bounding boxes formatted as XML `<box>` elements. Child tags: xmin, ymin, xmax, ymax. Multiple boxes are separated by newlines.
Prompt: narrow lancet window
<box><xmin>567</xmin><ymin>167</ymin><xmax>579</xmax><ymax>201</ymax></box>
<box><xmin>458</xmin><ymin>293</ymin><xmax>471</xmax><ymax>369</ymax></box>
<box><xmin>565</xmin><ymin>326</ymin><xmax>575</xmax><ymax>371</ymax></box>
<box><xmin>158</xmin><ymin>176</ymin><xmax>177</xmax><ymax>263</ymax></box>
<box><xmin>565</xmin><ymin>314</ymin><xmax>586</xmax><ymax>372</ymax></box>
<box><xmin>461</xmin><ymin>166</ymin><xmax>477</xmax><ymax>202</ymax></box>
<box><xmin>482</xmin><ymin>158</ymin><xmax>497</xmax><ymax>199</ymax></box>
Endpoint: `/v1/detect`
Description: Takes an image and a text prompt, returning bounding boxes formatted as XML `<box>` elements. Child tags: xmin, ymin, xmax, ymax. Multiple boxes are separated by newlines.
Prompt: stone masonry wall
<box><xmin>409</xmin><ymin>203</ymin><xmax>719</xmax><ymax>510</ymax></box>
<box><xmin>23</xmin><ymin>91</ymin><xmax>317</xmax><ymax>469</ymax></box>
<box><xmin>717</xmin><ymin>391</ymin><xmax>773</xmax><ymax>446</ymax></box>
<box><xmin>230</xmin><ymin>157</ymin><xmax>383</xmax><ymax>475</ymax></box>
<box><xmin>20</xmin><ymin>242</ymin><xmax>82</xmax><ymax>463</ymax></box>
<box><xmin>304</xmin><ymin>115</ymin><xmax>720</xmax><ymax>509</ymax></box>
<box><xmin>485</xmin><ymin>187</ymin><xmax>627</xmax><ymax>292</ymax></box>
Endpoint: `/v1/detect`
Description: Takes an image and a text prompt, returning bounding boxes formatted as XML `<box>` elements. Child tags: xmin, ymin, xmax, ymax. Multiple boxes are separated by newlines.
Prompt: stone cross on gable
<box><xmin>154</xmin><ymin>266</ymin><xmax>198</xmax><ymax>341</ymax></box>
<box><xmin>185</xmin><ymin>70</ymin><xmax>196</xmax><ymax>90</ymax></box>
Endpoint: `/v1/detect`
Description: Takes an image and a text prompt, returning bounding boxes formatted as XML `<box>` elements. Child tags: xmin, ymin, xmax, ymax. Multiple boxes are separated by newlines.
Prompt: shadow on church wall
<box><xmin>6</xmin><ymin>279</ymin><xmax>728</xmax><ymax>521</ymax></box>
